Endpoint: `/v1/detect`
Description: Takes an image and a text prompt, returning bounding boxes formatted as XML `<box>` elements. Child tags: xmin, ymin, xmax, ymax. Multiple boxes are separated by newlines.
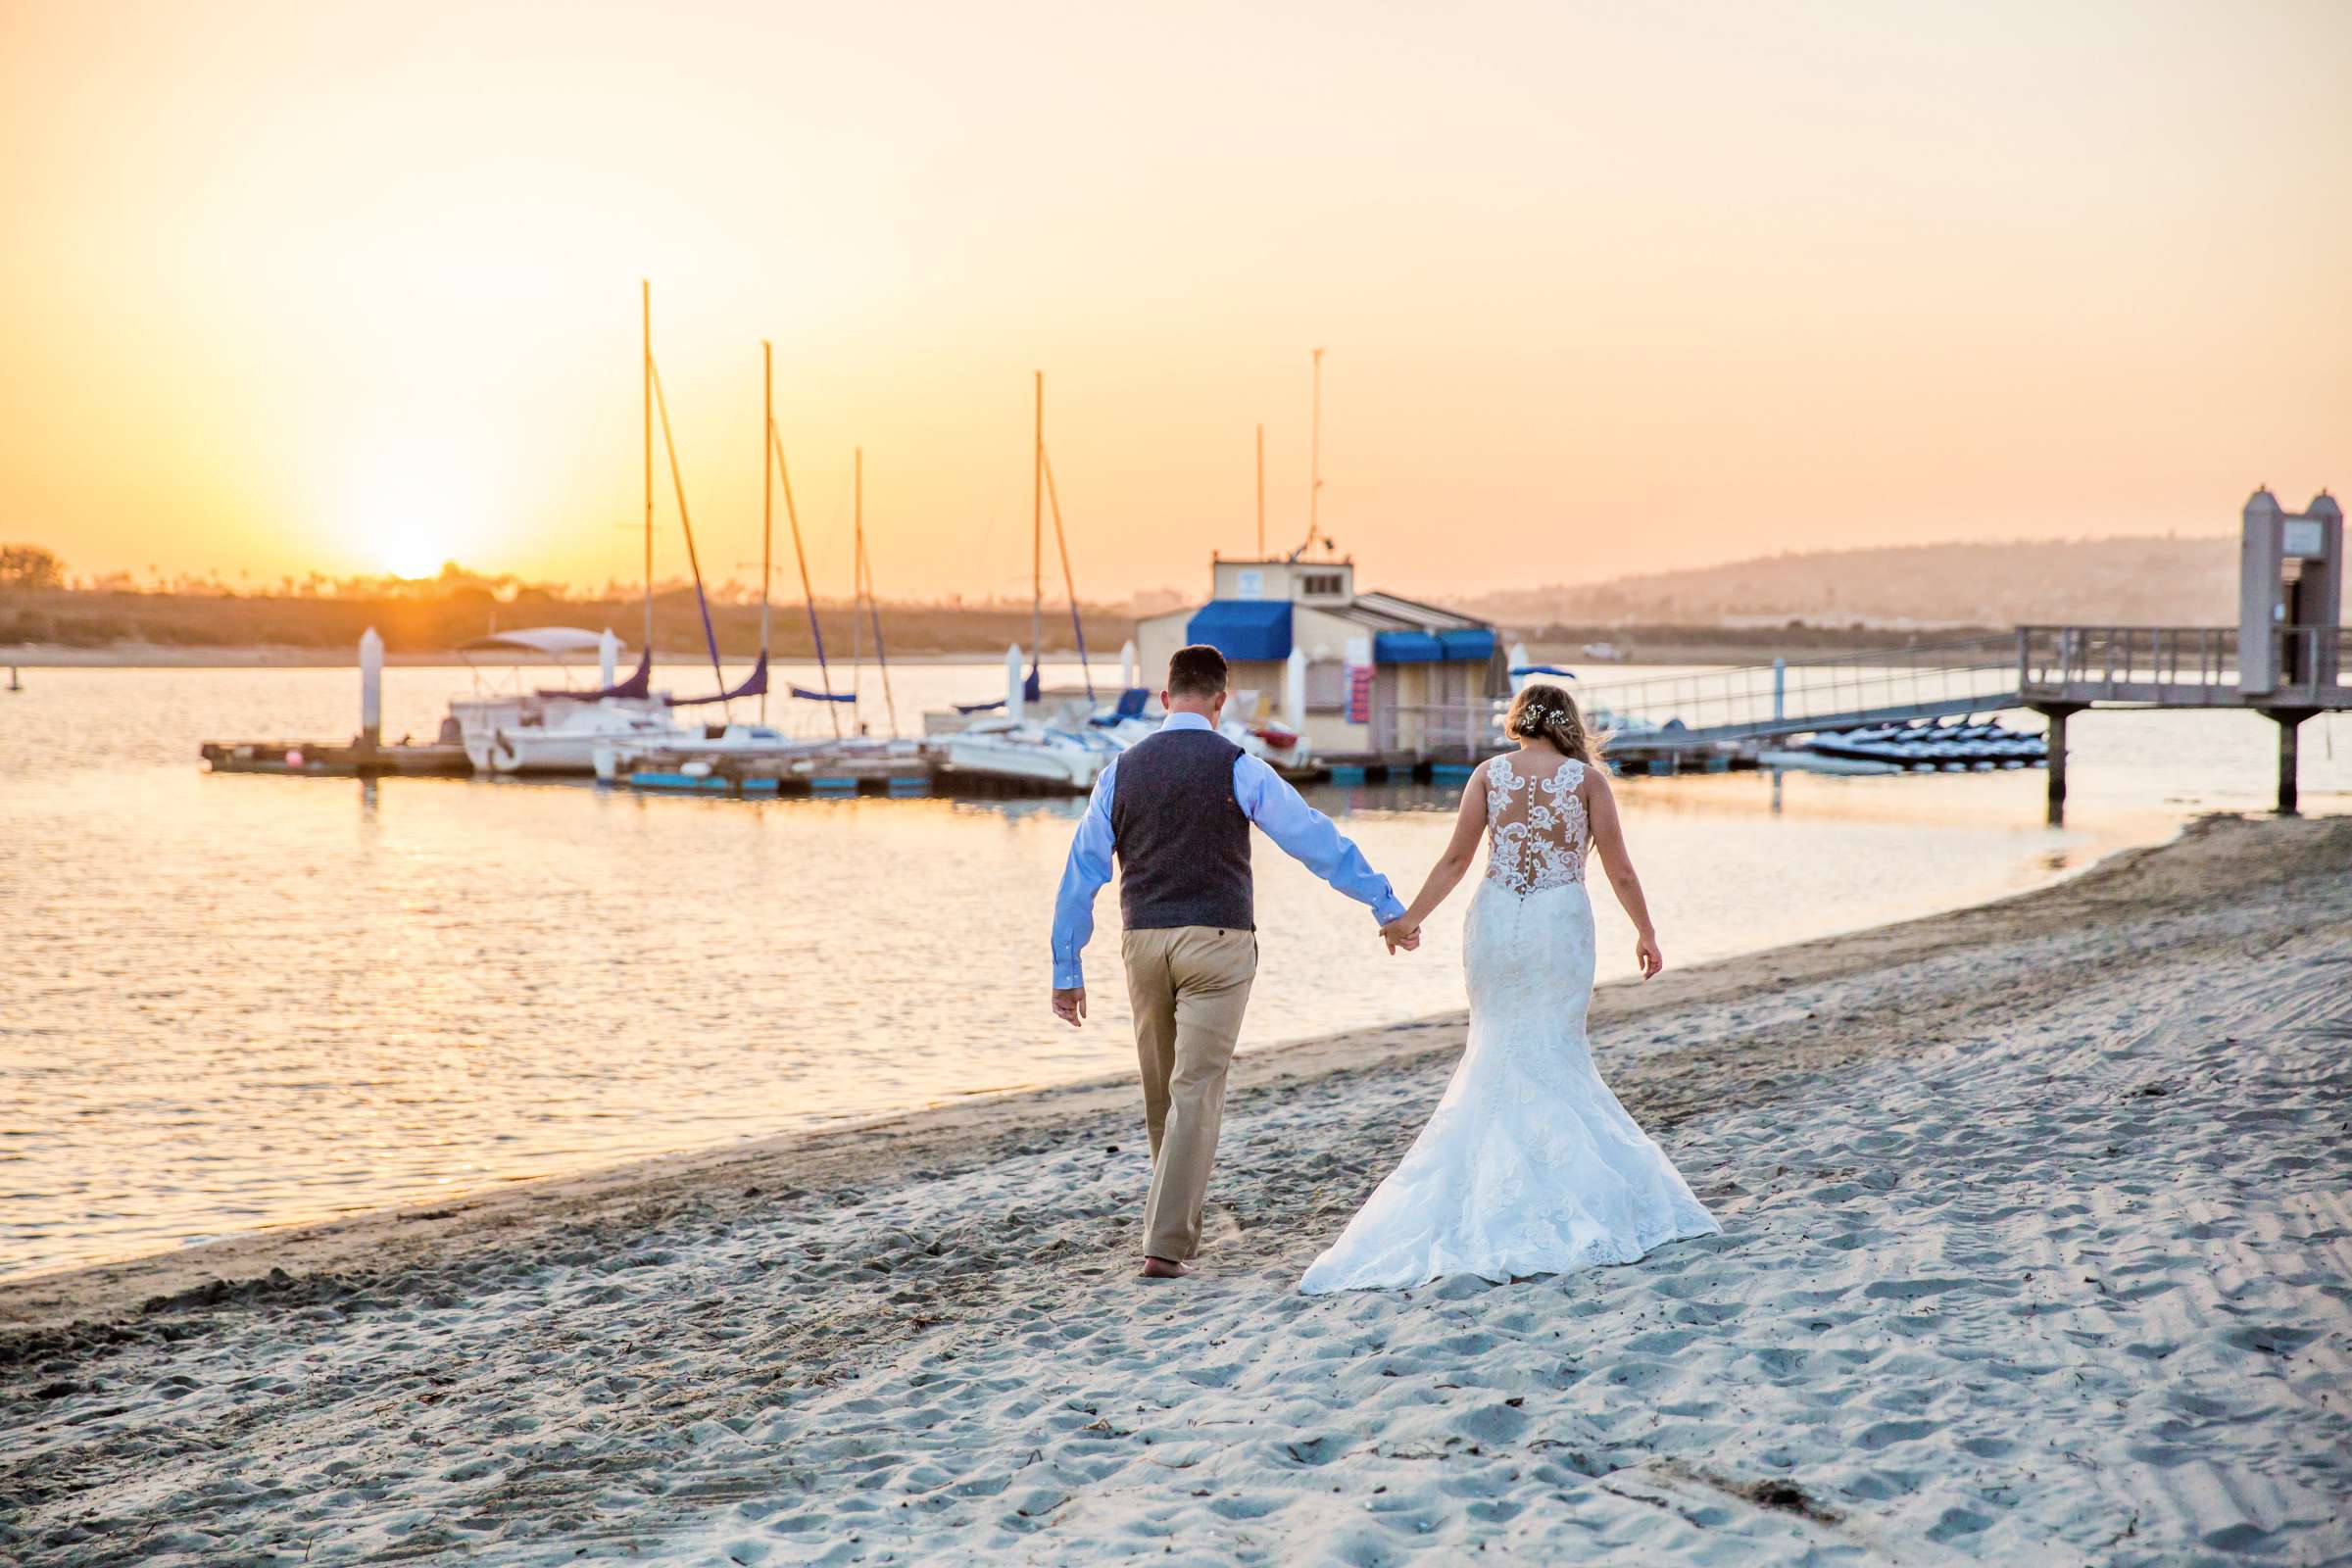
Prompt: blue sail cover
<box><xmin>791</xmin><ymin>684</ymin><xmax>855</xmax><ymax>703</ymax></box>
<box><xmin>1185</xmin><ymin>601</ymin><xmax>1293</xmax><ymax>662</ymax></box>
<box><xmin>1440</xmin><ymin>628</ymin><xmax>1496</xmax><ymax>662</ymax></box>
<box><xmin>667</xmin><ymin>651</ymin><xmax>768</xmax><ymax>708</ymax></box>
<box><xmin>546</xmin><ymin>648</ymin><xmax>652</xmax><ymax>701</ymax></box>
<box><xmin>955</xmin><ymin>664</ymin><xmax>1044</xmax><ymax>714</ymax></box>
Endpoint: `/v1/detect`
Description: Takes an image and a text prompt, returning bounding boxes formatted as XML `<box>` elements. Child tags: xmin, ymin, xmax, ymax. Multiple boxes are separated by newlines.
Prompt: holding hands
<box><xmin>1380</xmin><ymin>917</ymin><xmax>1421</xmax><ymax>955</ymax></box>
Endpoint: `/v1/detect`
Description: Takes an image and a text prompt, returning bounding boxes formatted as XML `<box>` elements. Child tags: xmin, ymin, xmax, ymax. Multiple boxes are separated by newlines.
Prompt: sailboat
<box><xmin>459</xmin><ymin>282</ymin><xmax>745</xmax><ymax>775</ymax></box>
<box><xmin>935</xmin><ymin>373</ymin><xmax>1122</xmax><ymax>793</ymax></box>
<box><xmin>597</xmin><ymin>350</ymin><xmax>917</xmax><ymax>786</ymax></box>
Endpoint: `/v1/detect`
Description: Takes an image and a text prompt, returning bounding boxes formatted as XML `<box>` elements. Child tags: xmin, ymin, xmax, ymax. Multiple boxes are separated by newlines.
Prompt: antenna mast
<box><xmin>642</xmin><ymin>280</ymin><xmax>655</xmax><ymax>661</ymax></box>
<box><xmin>1293</xmin><ymin>348</ymin><xmax>1329</xmax><ymax>560</ymax></box>
<box><xmin>1307</xmin><ymin>347</ymin><xmax>1324</xmax><ymax>545</ymax></box>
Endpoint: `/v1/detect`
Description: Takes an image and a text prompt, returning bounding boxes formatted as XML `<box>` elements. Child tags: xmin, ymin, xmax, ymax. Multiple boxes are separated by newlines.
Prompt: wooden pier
<box><xmin>2021</xmin><ymin>624</ymin><xmax>2349</xmax><ymax>820</ymax></box>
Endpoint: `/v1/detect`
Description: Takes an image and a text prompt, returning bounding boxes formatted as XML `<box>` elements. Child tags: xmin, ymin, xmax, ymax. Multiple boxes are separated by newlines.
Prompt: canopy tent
<box><xmin>1185</xmin><ymin>601</ymin><xmax>1294</xmax><ymax>662</ymax></box>
<box><xmin>461</xmin><ymin>627</ymin><xmax>613</xmax><ymax>658</ymax></box>
<box><xmin>1438</xmin><ymin>628</ymin><xmax>1497</xmax><ymax>662</ymax></box>
<box><xmin>1372</xmin><ymin>629</ymin><xmax>1445</xmax><ymax>662</ymax></box>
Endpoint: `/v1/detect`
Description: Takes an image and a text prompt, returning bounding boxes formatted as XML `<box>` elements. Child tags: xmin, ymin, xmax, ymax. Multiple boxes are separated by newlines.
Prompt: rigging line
<box><xmin>770</xmin><ymin>419</ymin><xmax>840</xmax><ymax>737</ymax></box>
<box><xmin>858</xmin><ymin>511</ymin><xmax>898</xmax><ymax>737</ymax></box>
<box><xmin>648</xmin><ymin>355</ymin><xmax>730</xmax><ymax>717</ymax></box>
<box><xmin>1040</xmin><ymin>446</ymin><xmax>1094</xmax><ymax>700</ymax></box>
<box><xmin>848</xmin><ymin>450</ymin><xmax>862</xmax><ymax>716</ymax></box>
<box><xmin>760</xmin><ymin>341</ymin><xmax>772</xmax><ymax>725</ymax></box>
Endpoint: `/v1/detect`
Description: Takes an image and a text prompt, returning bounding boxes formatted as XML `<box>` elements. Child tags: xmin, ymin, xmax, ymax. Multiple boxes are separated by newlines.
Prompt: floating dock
<box><xmin>201</xmin><ymin>740</ymin><xmax>472</xmax><ymax>778</ymax></box>
<box><xmin>610</xmin><ymin>748</ymin><xmax>935</xmax><ymax>798</ymax></box>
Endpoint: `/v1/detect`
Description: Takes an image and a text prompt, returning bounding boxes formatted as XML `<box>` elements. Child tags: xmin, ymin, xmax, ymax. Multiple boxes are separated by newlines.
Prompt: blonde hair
<box><xmin>1504</xmin><ymin>681</ymin><xmax>1600</xmax><ymax>765</ymax></box>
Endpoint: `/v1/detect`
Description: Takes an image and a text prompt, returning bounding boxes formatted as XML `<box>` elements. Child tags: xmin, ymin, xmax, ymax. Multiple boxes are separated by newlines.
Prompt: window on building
<box><xmin>1304</xmin><ymin>660</ymin><xmax>1348</xmax><ymax>712</ymax></box>
<box><xmin>1299</xmin><ymin>571</ymin><xmax>1345</xmax><ymax>598</ymax></box>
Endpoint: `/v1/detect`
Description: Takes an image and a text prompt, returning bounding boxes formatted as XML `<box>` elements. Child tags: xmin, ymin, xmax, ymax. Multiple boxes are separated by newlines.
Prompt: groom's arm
<box><xmin>1050</xmin><ymin>760</ymin><xmax>1119</xmax><ymax>1001</ymax></box>
<box><xmin>1232</xmin><ymin>754</ymin><xmax>1406</xmax><ymax>926</ymax></box>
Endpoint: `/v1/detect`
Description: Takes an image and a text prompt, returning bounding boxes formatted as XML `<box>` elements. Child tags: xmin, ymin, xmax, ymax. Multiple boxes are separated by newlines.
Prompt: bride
<box><xmin>1301</xmin><ymin>683</ymin><xmax>1720</xmax><ymax>1294</ymax></box>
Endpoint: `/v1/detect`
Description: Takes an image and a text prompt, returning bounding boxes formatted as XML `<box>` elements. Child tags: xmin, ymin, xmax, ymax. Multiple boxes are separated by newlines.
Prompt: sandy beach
<box><xmin>4</xmin><ymin>814</ymin><xmax>2347</xmax><ymax>1565</ymax></box>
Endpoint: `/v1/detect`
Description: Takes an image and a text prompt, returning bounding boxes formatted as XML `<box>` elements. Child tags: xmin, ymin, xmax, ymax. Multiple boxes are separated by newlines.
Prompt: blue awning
<box><xmin>1374</xmin><ymin>630</ymin><xmax>1445</xmax><ymax>662</ymax></box>
<box><xmin>1440</xmin><ymin>628</ymin><xmax>1496</xmax><ymax>662</ymax></box>
<box><xmin>1186</xmin><ymin>601</ymin><xmax>1293</xmax><ymax>662</ymax></box>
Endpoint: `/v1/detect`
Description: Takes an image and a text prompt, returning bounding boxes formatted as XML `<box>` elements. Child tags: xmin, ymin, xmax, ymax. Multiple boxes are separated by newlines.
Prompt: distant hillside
<box><xmin>0</xmin><ymin>585</ymin><xmax>1128</xmax><ymax>659</ymax></box>
<box><xmin>1462</xmin><ymin>536</ymin><xmax>2241</xmax><ymax>631</ymax></box>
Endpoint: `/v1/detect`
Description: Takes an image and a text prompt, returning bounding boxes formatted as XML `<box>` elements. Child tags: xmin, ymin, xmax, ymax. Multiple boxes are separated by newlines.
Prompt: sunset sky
<box><xmin>3</xmin><ymin>0</ymin><xmax>2347</xmax><ymax>602</ymax></box>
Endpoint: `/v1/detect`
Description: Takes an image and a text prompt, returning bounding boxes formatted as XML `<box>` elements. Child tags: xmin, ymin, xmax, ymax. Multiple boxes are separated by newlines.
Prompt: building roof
<box><xmin>1327</xmin><ymin>591</ymin><xmax>1492</xmax><ymax>634</ymax></box>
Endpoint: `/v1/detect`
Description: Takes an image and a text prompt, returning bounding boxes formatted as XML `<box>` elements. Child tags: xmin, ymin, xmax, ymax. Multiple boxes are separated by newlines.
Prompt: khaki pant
<box><xmin>1121</xmin><ymin>925</ymin><xmax>1257</xmax><ymax>1261</ymax></box>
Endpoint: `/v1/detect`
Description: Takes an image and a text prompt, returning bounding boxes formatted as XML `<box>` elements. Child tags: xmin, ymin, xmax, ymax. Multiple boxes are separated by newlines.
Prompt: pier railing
<box><xmin>1377</xmin><ymin>703</ymin><xmax>1499</xmax><ymax>757</ymax></box>
<box><xmin>2019</xmin><ymin>624</ymin><xmax>2348</xmax><ymax>707</ymax></box>
<box><xmin>1569</xmin><ymin>636</ymin><xmax>2023</xmax><ymax>749</ymax></box>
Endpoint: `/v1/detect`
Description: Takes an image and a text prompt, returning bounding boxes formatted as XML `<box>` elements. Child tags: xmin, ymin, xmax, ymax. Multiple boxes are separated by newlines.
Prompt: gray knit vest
<box><xmin>1110</xmin><ymin>727</ymin><xmax>1253</xmax><ymax>931</ymax></box>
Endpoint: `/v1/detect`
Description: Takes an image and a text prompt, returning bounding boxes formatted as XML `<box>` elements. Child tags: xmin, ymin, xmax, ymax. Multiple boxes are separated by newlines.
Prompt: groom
<box><xmin>1051</xmin><ymin>645</ymin><xmax>1420</xmax><ymax>1280</ymax></box>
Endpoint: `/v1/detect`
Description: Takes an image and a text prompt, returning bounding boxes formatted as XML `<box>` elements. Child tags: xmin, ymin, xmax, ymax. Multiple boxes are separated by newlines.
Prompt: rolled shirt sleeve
<box><xmin>1049</xmin><ymin>760</ymin><xmax>1119</xmax><ymax>990</ymax></box>
<box><xmin>1231</xmin><ymin>753</ymin><xmax>1406</xmax><ymax>925</ymax></box>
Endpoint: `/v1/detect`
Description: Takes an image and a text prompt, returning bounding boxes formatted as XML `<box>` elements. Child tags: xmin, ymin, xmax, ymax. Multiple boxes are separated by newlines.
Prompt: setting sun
<box><xmin>380</xmin><ymin>530</ymin><xmax>449</xmax><ymax>581</ymax></box>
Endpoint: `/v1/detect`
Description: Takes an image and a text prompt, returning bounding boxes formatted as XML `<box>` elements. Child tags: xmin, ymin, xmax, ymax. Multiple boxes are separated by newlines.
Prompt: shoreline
<box><xmin>0</xmin><ymin>645</ymin><xmax>1039</xmax><ymax>669</ymax></box>
<box><xmin>0</xmin><ymin>811</ymin><xmax>2250</xmax><ymax>1332</ymax></box>
<box><xmin>0</xmin><ymin>628</ymin><xmax>1954</xmax><ymax>670</ymax></box>
<box><xmin>0</xmin><ymin>806</ymin><xmax>2164</xmax><ymax>1298</ymax></box>
<box><xmin>7</xmin><ymin>813</ymin><xmax>2346</xmax><ymax>1565</ymax></box>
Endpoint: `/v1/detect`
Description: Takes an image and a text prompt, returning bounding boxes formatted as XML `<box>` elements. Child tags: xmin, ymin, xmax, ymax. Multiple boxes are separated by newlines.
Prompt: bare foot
<box><xmin>1139</xmin><ymin>1256</ymin><xmax>1194</xmax><ymax>1280</ymax></box>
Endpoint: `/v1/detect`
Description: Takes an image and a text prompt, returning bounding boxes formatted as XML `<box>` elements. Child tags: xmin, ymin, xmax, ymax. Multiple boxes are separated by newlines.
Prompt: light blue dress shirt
<box><xmin>1051</xmin><ymin>711</ymin><xmax>1407</xmax><ymax>989</ymax></box>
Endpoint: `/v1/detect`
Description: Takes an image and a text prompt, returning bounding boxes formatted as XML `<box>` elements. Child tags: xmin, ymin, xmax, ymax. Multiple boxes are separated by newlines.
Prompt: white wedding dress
<box><xmin>1300</xmin><ymin>751</ymin><xmax>1720</xmax><ymax>1294</ymax></box>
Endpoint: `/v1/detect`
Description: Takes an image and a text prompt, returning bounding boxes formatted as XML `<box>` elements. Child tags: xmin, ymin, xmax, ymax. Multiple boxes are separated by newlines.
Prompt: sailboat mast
<box><xmin>771</xmin><ymin>421</ymin><xmax>839</xmax><ymax>737</ymax></box>
<box><xmin>859</xmin><ymin>453</ymin><xmax>898</xmax><ymax>736</ymax></box>
<box><xmin>760</xmin><ymin>340</ymin><xmax>773</xmax><ymax>724</ymax></box>
<box><xmin>1307</xmin><ymin>346</ymin><xmax>1324</xmax><ymax>550</ymax></box>
<box><xmin>1255</xmin><ymin>422</ymin><xmax>1265</xmax><ymax>556</ymax></box>
<box><xmin>642</xmin><ymin>281</ymin><xmax>655</xmax><ymax>662</ymax></box>
<box><xmin>1031</xmin><ymin>370</ymin><xmax>1044</xmax><ymax>666</ymax></box>
<box><xmin>850</xmin><ymin>445</ymin><xmax>864</xmax><ymax>718</ymax></box>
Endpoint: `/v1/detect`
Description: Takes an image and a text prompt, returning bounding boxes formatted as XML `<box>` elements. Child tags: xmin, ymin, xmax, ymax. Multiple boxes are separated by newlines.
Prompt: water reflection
<box><xmin>0</xmin><ymin>664</ymin><xmax>2343</xmax><ymax>1278</ymax></box>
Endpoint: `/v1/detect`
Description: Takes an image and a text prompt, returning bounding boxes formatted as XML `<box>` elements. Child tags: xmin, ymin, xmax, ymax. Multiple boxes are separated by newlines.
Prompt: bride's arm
<box><xmin>1583</xmin><ymin>767</ymin><xmax>1664</xmax><ymax>978</ymax></box>
<box><xmin>1396</xmin><ymin>762</ymin><xmax>1492</xmax><ymax>935</ymax></box>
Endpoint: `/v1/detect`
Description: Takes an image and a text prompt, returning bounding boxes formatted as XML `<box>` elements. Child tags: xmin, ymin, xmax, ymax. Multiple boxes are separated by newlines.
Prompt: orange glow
<box><xmin>2</xmin><ymin>0</ymin><xmax>2347</xmax><ymax>599</ymax></box>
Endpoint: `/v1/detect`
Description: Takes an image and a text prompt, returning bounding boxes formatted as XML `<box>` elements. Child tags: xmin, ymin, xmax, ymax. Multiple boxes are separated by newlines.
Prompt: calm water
<box><xmin>3</xmin><ymin>662</ymin><xmax>2344</xmax><ymax>1278</ymax></box>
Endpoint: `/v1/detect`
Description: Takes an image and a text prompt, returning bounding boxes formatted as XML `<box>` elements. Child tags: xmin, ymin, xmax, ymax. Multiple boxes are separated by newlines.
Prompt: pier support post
<box><xmin>2033</xmin><ymin>703</ymin><xmax>2082</xmax><ymax>826</ymax></box>
<box><xmin>2270</xmin><ymin>709</ymin><xmax>2313</xmax><ymax>816</ymax></box>
<box><xmin>359</xmin><ymin>627</ymin><xmax>383</xmax><ymax>753</ymax></box>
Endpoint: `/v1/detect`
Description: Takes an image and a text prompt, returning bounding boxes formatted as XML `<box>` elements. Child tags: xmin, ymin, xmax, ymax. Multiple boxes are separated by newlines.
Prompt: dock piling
<box><xmin>359</xmin><ymin>628</ymin><xmax>383</xmax><ymax>751</ymax></box>
<box><xmin>2272</xmin><ymin>710</ymin><xmax>2311</xmax><ymax>815</ymax></box>
<box><xmin>2034</xmin><ymin>703</ymin><xmax>2082</xmax><ymax>826</ymax></box>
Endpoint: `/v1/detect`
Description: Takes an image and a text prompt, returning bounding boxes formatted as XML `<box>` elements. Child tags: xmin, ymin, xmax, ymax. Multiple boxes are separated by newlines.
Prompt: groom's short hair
<box><xmin>1166</xmin><ymin>645</ymin><xmax>1228</xmax><ymax>698</ymax></box>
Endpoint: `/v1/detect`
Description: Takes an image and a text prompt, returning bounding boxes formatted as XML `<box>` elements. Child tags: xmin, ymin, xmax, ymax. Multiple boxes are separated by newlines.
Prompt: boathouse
<box><xmin>1132</xmin><ymin>554</ymin><xmax>1508</xmax><ymax>762</ymax></box>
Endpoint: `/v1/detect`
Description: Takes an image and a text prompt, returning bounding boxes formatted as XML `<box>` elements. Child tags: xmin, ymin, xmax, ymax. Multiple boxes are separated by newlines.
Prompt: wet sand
<box><xmin>4</xmin><ymin>814</ymin><xmax>2347</xmax><ymax>1565</ymax></box>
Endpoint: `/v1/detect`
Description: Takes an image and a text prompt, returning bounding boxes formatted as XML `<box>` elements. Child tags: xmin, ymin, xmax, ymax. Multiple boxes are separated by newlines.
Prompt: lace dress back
<box><xmin>1300</xmin><ymin>746</ymin><xmax>1719</xmax><ymax>1294</ymax></box>
<box><xmin>1484</xmin><ymin>751</ymin><xmax>1588</xmax><ymax>895</ymax></box>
